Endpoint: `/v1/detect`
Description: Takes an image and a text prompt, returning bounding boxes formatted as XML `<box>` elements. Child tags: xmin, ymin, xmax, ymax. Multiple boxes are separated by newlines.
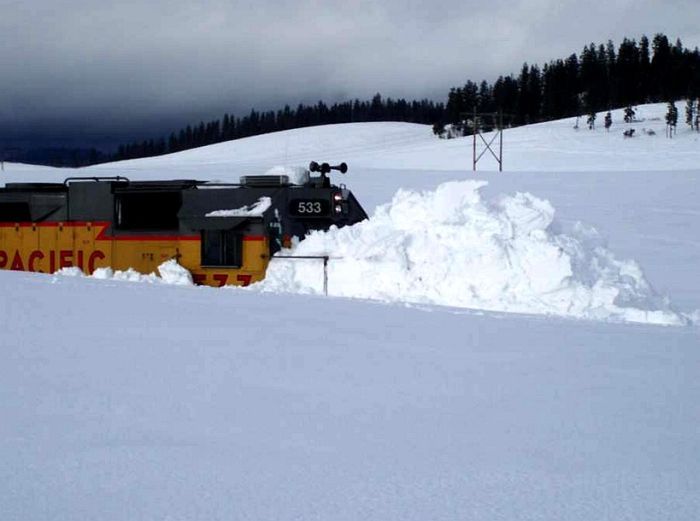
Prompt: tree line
<box><xmin>111</xmin><ymin>97</ymin><xmax>444</xmax><ymax>161</ymax></box>
<box><xmin>439</xmin><ymin>33</ymin><xmax>700</xmax><ymax>134</ymax></box>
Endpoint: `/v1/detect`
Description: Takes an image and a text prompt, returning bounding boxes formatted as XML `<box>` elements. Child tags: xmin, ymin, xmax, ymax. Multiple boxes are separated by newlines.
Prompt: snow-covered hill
<box><xmin>4</xmin><ymin>102</ymin><xmax>700</xmax><ymax>183</ymax></box>
<box><xmin>2</xmin><ymin>101</ymin><xmax>699</xmax><ymax>520</ymax></box>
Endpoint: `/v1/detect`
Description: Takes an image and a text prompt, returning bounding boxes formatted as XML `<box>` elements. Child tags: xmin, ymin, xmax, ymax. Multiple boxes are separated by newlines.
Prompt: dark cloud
<box><xmin>1</xmin><ymin>0</ymin><xmax>697</xmax><ymax>147</ymax></box>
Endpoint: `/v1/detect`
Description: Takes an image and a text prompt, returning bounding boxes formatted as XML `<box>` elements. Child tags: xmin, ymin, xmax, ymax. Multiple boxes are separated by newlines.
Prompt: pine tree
<box><xmin>639</xmin><ymin>35</ymin><xmax>651</xmax><ymax>101</ymax></box>
<box><xmin>604</xmin><ymin>111</ymin><xmax>612</xmax><ymax>131</ymax></box>
<box><xmin>168</xmin><ymin>132</ymin><xmax>178</xmax><ymax>153</ymax></box>
<box><xmin>432</xmin><ymin>121</ymin><xmax>446</xmax><ymax>137</ymax></box>
<box><xmin>587</xmin><ymin>111</ymin><xmax>596</xmax><ymax>129</ymax></box>
<box><xmin>686</xmin><ymin>99</ymin><xmax>696</xmax><ymax>129</ymax></box>
<box><xmin>623</xmin><ymin>105</ymin><xmax>636</xmax><ymax>123</ymax></box>
<box><xmin>516</xmin><ymin>63</ymin><xmax>531</xmax><ymax>124</ymax></box>
<box><xmin>617</xmin><ymin>38</ymin><xmax>640</xmax><ymax>106</ymax></box>
<box><xmin>605</xmin><ymin>40</ymin><xmax>618</xmax><ymax>108</ymax></box>
<box><xmin>652</xmin><ymin>34</ymin><xmax>672</xmax><ymax>101</ymax></box>
<box><xmin>665</xmin><ymin>100</ymin><xmax>678</xmax><ymax>137</ymax></box>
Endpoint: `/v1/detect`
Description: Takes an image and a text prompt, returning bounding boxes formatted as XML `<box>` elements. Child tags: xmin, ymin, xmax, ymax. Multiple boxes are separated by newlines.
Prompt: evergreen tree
<box><xmin>605</xmin><ymin>40</ymin><xmax>618</xmax><ymax>107</ymax></box>
<box><xmin>604</xmin><ymin>111</ymin><xmax>612</xmax><ymax>131</ymax></box>
<box><xmin>527</xmin><ymin>65</ymin><xmax>543</xmax><ymax>121</ymax></box>
<box><xmin>639</xmin><ymin>35</ymin><xmax>651</xmax><ymax>101</ymax></box>
<box><xmin>686</xmin><ymin>99</ymin><xmax>696</xmax><ymax>129</ymax></box>
<box><xmin>624</xmin><ymin>105</ymin><xmax>636</xmax><ymax>123</ymax></box>
<box><xmin>587</xmin><ymin>111</ymin><xmax>596</xmax><ymax>129</ymax></box>
<box><xmin>516</xmin><ymin>63</ymin><xmax>531</xmax><ymax>124</ymax></box>
<box><xmin>617</xmin><ymin>38</ymin><xmax>640</xmax><ymax>106</ymax></box>
<box><xmin>432</xmin><ymin>121</ymin><xmax>446</xmax><ymax>137</ymax></box>
<box><xmin>665</xmin><ymin>100</ymin><xmax>678</xmax><ymax>137</ymax></box>
<box><xmin>651</xmin><ymin>34</ymin><xmax>672</xmax><ymax>101</ymax></box>
<box><xmin>168</xmin><ymin>133</ymin><xmax>178</xmax><ymax>153</ymax></box>
<box><xmin>564</xmin><ymin>54</ymin><xmax>581</xmax><ymax>117</ymax></box>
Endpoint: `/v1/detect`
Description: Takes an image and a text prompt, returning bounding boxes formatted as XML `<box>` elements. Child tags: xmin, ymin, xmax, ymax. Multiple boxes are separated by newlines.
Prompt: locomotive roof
<box><xmin>1</xmin><ymin>179</ymin><xmax>206</xmax><ymax>193</ymax></box>
<box><xmin>2</xmin><ymin>182</ymin><xmax>67</xmax><ymax>192</ymax></box>
<box><xmin>1</xmin><ymin>177</ymin><xmax>297</xmax><ymax>193</ymax></box>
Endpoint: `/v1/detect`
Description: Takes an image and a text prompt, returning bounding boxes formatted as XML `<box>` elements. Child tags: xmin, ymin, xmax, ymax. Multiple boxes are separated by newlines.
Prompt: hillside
<box><xmin>4</xmin><ymin>102</ymin><xmax>700</xmax><ymax>183</ymax></box>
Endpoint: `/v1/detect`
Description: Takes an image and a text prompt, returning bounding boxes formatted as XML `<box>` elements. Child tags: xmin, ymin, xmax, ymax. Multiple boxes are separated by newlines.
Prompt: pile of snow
<box><xmin>55</xmin><ymin>260</ymin><xmax>193</xmax><ymax>286</ymax></box>
<box><xmin>206</xmin><ymin>196</ymin><xmax>272</xmax><ymax>217</ymax></box>
<box><xmin>260</xmin><ymin>165</ymin><xmax>310</xmax><ymax>185</ymax></box>
<box><xmin>256</xmin><ymin>180</ymin><xmax>686</xmax><ymax>325</ymax></box>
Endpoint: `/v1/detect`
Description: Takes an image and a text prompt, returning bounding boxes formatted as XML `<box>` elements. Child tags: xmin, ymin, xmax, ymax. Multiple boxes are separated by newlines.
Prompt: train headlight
<box><xmin>334</xmin><ymin>204</ymin><xmax>342</xmax><ymax>213</ymax></box>
<box><xmin>333</xmin><ymin>193</ymin><xmax>343</xmax><ymax>202</ymax></box>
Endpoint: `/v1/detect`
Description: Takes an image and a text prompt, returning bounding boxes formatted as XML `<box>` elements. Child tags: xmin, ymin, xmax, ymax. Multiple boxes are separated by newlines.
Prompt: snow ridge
<box><xmin>205</xmin><ymin>196</ymin><xmax>272</xmax><ymax>217</ymax></box>
<box><xmin>256</xmin><ymin>180</ymin><xmax>685</xmax><ymax>325</ymax></box>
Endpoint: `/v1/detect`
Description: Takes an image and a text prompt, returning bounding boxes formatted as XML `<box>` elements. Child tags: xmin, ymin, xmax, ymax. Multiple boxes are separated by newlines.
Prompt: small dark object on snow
<box><xmin>623</xmin><ymin>129</ymin><xmax>636</xmax><ymax>138</ymax></box>
<box><xmin>643</xmin><ymin>128</ymin><xmax>656</xmax><ymax>136</ymax></box>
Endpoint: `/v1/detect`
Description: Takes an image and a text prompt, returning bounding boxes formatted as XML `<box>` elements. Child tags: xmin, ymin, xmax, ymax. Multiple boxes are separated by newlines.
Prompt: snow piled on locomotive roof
<box><xmin>256</xmin><ymin>180</ymin><xmax>687</xmax><ymax>326</ymax></box>
<box><xmin>261</xmin><ymin>165</ymin><xmax>310</xmax><ymax>185</ymax></box>
<box><xmin>205</xmin><ymin>197</ymin><xmax>272</xmax><ymax>217</ymax></box>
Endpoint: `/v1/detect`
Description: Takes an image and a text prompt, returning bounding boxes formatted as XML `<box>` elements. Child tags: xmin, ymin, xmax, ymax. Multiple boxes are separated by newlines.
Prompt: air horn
<box><xmin>309</xmin><ymin>161</ymin><xmax>348</xmax><ymax>174</ymax></box>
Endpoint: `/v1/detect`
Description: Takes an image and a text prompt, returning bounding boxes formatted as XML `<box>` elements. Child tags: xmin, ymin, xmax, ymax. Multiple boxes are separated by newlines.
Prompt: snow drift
<box><xmin>56</xmin><ymin>259</ymin><xmax>194</xmax><ymax>286</ymax></box>
<box><xmin>257</xmin><ymin>180</ymin><xmax>685</xmax><ymax>325</ymax></box>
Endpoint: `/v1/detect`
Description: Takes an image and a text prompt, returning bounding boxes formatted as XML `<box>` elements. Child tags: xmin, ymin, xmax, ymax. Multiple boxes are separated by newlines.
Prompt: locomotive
<box><xmin>0</xmin><ymin>162</ymin><xmax>367</xmax><ymax>286</ymax></box>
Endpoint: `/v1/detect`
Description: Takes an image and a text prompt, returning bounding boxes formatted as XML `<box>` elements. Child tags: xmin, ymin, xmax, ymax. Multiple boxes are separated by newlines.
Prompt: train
<box><xmin>0</xmin><ymin>162</ymin><xmax>368</xmax><ymax>286</ymax></box>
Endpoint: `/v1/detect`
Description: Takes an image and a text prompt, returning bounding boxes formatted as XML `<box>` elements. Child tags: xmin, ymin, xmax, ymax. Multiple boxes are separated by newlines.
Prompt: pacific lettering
<box><xmin>0</xmin><ymin>249</ymin><xmax>106</xmax><ymax>274</ymax></box>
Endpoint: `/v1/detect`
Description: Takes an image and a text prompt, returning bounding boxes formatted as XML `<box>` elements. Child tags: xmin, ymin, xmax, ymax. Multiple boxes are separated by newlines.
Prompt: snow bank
<box><xmin>55</xmin><ymin>260</ymin><xmax>193</xmax><ymax>286</ymax></box>
<box><xmin>206</xmin><ymin>196</ymin><xmax>271</xmax><ymax>217</ymax></box>
<box><xmin>256</xmin><ymin>180</ymin><xmax>685</xmax><ymax>325</ymax></box>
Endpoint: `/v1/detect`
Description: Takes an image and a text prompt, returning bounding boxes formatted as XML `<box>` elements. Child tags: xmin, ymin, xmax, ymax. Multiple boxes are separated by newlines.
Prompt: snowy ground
<box><xmin>1</xmin><ymin>102</ymin><xmax>699</xmax><ymax>519</ymax></box>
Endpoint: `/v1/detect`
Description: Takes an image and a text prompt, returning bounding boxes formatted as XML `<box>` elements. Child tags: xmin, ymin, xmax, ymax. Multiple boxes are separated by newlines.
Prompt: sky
<box><xmin>1</xmin><ymin>0</ymin><xmax>698</xmax><ymax>149</ymax></box>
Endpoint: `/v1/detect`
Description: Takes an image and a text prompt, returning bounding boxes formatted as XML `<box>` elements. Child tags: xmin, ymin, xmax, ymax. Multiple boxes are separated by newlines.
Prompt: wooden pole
<box><xmin>499</xmin><ymin>111</ymin><xmax>503</xmax><ymax>172</ymax></box>
<box><xmin>472</xmin><ymin>107</ymin><xmax>477</xmax><ymax>171</ymax></box>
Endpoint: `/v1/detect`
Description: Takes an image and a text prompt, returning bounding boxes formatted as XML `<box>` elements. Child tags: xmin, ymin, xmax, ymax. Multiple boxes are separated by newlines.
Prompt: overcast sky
<box><xmin>1</xmin><ymin>0</ymin><xmax>698</xmax><ymax>148</ymax></box>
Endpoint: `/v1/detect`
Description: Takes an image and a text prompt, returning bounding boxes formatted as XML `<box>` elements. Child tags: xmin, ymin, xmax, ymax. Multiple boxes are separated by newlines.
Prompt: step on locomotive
<box><xmin>0</xmin><ymin>162</ymin><xmax>368</xmax><ymax>286</ymax></box>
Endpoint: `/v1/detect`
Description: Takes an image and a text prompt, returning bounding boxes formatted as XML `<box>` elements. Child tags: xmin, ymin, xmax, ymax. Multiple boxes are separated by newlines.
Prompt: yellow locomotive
<box><xmin>0</xmin><ymin>162</ymin><xmax>367</xmax><ymax>286</ymax></box>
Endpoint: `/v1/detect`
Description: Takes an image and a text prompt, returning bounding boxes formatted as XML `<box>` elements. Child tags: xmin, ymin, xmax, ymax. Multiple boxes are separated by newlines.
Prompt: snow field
<box><xmin>2</xmin><ymin>270</ymin><xmax>699</xmax><ymax>521</ymax></box>
<box><xmin>257</xmin><ymin>180</ymin><xmax>687</xmax><ymax>325</ymax></box>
